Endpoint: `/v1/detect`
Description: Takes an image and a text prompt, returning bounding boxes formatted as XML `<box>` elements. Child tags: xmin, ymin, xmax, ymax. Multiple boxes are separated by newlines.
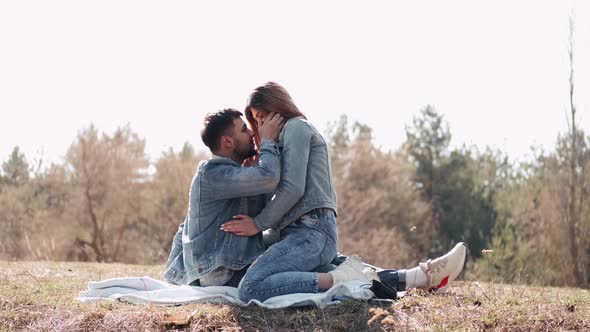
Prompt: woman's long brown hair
<box><xmin>245</xmin><ymin>82</ymin><xmax>307</xmax><ymax>149</ymax></box>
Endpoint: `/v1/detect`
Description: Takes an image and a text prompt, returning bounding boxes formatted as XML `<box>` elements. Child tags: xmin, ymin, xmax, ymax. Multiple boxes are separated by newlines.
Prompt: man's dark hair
<box><xmin>201</xmin><ymin>109</ymin><xmax>243</xmax><ymax>152</ymax></box>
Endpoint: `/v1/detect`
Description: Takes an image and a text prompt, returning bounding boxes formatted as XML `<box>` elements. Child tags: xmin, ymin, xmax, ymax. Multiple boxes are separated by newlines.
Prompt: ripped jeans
<box><xmin>238</xmin><ymin>208</ymin><xmax>338</xmax><ymax>302</ymax></box>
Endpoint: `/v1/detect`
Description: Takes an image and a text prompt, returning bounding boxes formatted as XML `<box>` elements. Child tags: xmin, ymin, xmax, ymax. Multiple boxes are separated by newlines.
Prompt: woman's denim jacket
<box><xmin>164</xmin><ymin>140</ymin><xmax>280</xmax><ymax>285</ymax></box>
<box><xmin>253</xmin><ymin>116</ymin><xmax>338</xmax><ymax>232</ymax></box>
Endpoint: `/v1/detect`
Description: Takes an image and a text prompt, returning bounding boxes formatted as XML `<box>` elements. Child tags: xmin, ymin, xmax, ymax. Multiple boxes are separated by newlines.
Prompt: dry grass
<box><xmin>1</xmin><ymin>261</ymin><xmax>589</xmax><ymax>331</ymax></box>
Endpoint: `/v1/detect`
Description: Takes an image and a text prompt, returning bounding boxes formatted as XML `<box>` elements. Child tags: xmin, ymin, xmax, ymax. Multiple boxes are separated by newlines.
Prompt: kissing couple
<box><xmin>164</xmin><ymin>82</ymin><xmax>467</xmax><ymax>302</ymax></box>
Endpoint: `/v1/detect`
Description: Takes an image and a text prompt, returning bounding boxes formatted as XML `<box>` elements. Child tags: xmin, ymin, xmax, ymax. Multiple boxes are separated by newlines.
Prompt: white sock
<box><xmin>403</xmin><ymin>266</ymin><xmax>428</xmax><ymax>288</ymax></box>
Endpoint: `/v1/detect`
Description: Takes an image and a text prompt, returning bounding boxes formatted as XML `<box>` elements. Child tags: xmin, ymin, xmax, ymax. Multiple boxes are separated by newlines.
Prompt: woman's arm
<box><xmin>252</xmin><ymin>119</ymin><xmax>312</xmax><ymax>230</ymax></box>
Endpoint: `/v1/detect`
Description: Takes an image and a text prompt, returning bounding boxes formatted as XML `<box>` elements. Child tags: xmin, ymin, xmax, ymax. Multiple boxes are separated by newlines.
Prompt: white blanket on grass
<box><xmin>76</xmin><ymin>277</ymin><xmax>376</xmax><ymax>309</ymax></box>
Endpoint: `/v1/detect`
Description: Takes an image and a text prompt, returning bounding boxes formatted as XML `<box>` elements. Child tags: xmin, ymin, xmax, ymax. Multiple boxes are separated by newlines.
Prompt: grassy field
<box><xmin>1</xmin><ymin>261</ymin><xmax>589</xmax><ymax>331</ymax></box>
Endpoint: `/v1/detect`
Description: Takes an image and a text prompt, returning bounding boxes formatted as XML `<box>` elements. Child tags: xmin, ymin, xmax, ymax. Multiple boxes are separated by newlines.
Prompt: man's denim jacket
<box><xmin>253</xmin><ymin>116</ymin><xmax>338</xmax><ymax>232</ymax></box>
<box><xmin>164</xmin><ymin>140</ymin><xmax>280</xmax><ymax>285</ymax></box>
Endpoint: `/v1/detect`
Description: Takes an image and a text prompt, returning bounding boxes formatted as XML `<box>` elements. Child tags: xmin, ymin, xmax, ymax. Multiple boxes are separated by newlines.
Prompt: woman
<box><xmin>221</xmin><ymin>82</ymin><xmax>466</xmax><ymax>302</ymax></box>
<box><xmin>220</xmin><ymin>82</ymin><xmax>363</xmax><ymax>302</ymax></box>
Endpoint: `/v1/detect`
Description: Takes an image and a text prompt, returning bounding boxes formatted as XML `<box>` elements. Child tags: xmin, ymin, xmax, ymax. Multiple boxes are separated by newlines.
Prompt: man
<box><xmin>164</xmin><ymin>109</ymin><xmax>284</xmax><ymax>287</ymax></box>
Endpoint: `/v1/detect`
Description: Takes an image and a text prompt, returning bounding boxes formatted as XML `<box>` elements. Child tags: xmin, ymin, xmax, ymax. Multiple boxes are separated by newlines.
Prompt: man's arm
<box><xmin>204</xmin><ymin>139</ymin><xmax>281</xmax><ymax>200</ymax></box>
<box><xmin>251</xmin><ymin>119</ymin><xmax>311</xmax><ymax>230</ymax></box>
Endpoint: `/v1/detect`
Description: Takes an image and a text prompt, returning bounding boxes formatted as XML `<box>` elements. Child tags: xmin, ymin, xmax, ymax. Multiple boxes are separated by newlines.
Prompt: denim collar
<box><xmin>209</xmin><ymin>154</ymin><xmax>240</xmax><ymax>166</ymax></box>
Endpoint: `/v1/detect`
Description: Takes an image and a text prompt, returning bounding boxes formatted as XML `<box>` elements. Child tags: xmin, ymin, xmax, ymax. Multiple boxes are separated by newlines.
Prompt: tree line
<box><xmin>1</xmin><ymin>103</ymin><xmax>588</xmax><ymax>287</ymax></box>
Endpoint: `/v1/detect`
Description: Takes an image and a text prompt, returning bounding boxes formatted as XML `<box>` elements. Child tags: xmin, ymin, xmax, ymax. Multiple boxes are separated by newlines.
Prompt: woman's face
<box><xmin>250</xmin><ymin>107</ymin><xmax>270</xmax><ymax>125</ymax></box>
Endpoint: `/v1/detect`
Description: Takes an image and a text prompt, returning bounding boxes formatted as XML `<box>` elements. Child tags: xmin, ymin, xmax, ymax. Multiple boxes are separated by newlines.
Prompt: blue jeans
<box><xmin>238</xmin><ymin>208</ymin><xmax>338</xmax><ymax>302</ymax></box>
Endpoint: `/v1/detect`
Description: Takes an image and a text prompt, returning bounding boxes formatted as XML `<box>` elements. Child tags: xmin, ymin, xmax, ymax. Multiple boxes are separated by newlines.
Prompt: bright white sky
<box><xmin>1</xmin><ymin>1</ymin><xmax>589</xmax><ymax>167</ymax></box>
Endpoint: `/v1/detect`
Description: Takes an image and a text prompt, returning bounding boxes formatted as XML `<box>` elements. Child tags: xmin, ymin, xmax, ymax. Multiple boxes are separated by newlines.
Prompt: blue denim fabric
<box><xmin>238</xmin><ymin>208</ymin><xmax>338</xmax><ymax>302</ymax></box>
<box><xmin>253</xmin><ymin>117</ymin><xmax>338</xmax><ymax>232</ymax></box>
<box><xmin>164</xmin><ymin>140</ymin><xmax>280</xmax><ymax>285</ymax></box>
<box><xmin>189</xmin><ymin>266</ymin><xmax>249</xmax><ymax>288</ymax></box>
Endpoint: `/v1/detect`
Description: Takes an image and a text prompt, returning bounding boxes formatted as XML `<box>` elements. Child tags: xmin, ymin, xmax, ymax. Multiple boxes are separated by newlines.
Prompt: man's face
<box><xmin>227</xmin><ymin>117</ymin><xmax>256</xmax><ymax>161</ymax></box>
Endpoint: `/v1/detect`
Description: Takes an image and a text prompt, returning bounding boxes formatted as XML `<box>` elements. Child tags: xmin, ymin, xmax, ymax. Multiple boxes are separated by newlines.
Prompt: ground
<box><xmin>1</xmin><ymin>261</ymin><xmax>589</xmax><ymax>331</ymax></box>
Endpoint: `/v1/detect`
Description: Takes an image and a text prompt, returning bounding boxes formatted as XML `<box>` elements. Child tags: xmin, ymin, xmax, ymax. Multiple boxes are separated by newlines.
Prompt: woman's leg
<box><xmin>238</xmin><ymin>211</ymin><xmax>337</xmax><ymax>302</ymax></box>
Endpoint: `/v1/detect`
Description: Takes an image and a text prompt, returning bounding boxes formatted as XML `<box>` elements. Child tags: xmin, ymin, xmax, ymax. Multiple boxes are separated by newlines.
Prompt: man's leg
<box><xmin>331</xmin><ymin>242</ymin><xmax>467</xmax><ymax>294</ymax></box>
<box><xmin>330</xmin><ymin>254</ymin><xmax>405</xmax><ymax>292</ymax></box>
<box><xmin>187</xmin><ymin>266</ymin><xmax>249</xmax><ymax>288</ymax></box>
<box><xmin>401</xmin><ymin>242</ymin><xmax>467</xmax><ymax>292</ymax></box>
<box><xmin>224</xmin><ymin>266</ymin><xmax>250</xmax><ymax>288</ymax></box>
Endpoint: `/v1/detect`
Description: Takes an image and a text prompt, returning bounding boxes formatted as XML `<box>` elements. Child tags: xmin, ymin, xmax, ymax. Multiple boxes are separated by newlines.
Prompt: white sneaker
<box><xmin>329</xmin><ymin>255</ymin><xmax>379</xmax><ymax>285</ymax></box>
<box><xmin>419</xmin><ymin>242</ymin><xmax>467</xmax><ymax>292</ymax></box>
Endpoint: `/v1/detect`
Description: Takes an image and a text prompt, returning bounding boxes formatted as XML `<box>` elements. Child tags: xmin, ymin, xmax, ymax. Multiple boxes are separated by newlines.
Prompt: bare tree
<box><xmin>565</xmin><ymin>14</ymin><xmax>584</xmax><ymax>286</ymax></box>
<box><xmin>65</xmin><ymin>125</ymin><xmax>149</xmax><ymax>262</ymax></box>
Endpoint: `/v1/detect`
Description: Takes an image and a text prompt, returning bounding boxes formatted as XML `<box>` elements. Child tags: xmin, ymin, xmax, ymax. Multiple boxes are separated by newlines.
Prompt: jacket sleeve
<box><xmin>165</xmin><ymin>219</ymin><xmax>185</xmax><ymax>271</ymax></box>
<box><xmin>247</xmin><ymin>194</ymin><xmax>267</xmax><ymax>217</ymax></box>
<box><xmin>253</xmin><ymin>120</ymin><xmax>311</xmax><ymax>230</ymax></box>
<box><xmin>203</xmin><ymin>140</ymin><xmax>281</xmax><ymax>200</ymax></box>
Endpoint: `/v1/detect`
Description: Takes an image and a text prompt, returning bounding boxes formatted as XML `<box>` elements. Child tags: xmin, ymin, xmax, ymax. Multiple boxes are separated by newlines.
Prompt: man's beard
<box><xmin>237</xmin><ymin>142</ymin><xmax>257</xmax><ymax>162</ymax></box>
